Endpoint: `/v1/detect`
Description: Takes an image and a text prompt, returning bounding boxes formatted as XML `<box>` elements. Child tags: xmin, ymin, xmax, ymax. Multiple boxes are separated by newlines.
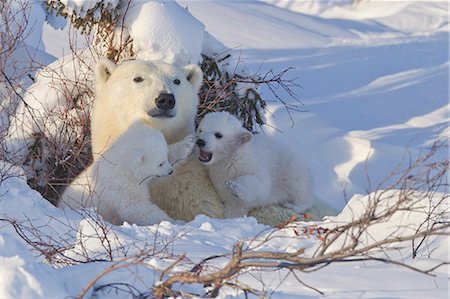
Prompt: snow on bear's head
<box><xmin>108</xmin><ymin>121</ymin><xmax>174</xmax><ymax>182</ymax></box>
<box><xmin>94</xmin><ymin>59</ymin><xmax>203</xmax><ymax>144</ymax></box>
<box><xmin>196</xmin><ymin>112</ymin><xmax>252</xmax><ymax>165</ymax></box>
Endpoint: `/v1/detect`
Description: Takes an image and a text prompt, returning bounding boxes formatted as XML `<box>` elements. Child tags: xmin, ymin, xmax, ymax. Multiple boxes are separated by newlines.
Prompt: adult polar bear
<box><xmin>90</xmin><ymin>59</ymin><xmax>224</xmax><ymax>221</ymax></box>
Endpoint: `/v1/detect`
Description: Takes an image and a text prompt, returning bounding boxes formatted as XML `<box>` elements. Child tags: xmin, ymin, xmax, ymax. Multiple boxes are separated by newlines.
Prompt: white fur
<box><xmin>89</xmin><ymin>59</ymin><xmax>224</xmax><ymax>221</ymax></box>
<box><xmin>91</xmin><ymin>59</ymin><xmax>203</xmax><ymax>154</ymax></box>
<box><xmin>59</xmin><ymin>121</ymin><xmax>195</xmax><ymax>225</ymax></box>
<box><xmin>197</xmin><ymin>112</ymin><xmax>314</xmax><ymax>218</ymax></box>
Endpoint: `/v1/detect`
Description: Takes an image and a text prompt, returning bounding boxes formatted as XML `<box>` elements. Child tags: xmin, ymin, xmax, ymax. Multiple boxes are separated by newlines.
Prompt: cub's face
<box><xmin>148</xmin><ymin>151</ymin><xmax>173</xmax><ymax>179</ymax></box>
<box><xmin>142</xmin><ymin>130</ymin><xmax>173</xmax><ymax>179</ymax></box>
<box><xmin>95</xmin><ymin>59</ymin><xmax>203</xmax><ymax>142</ymax></box>
<box><xmin>112</xmin><ymin>121</ymin><xmax>174</xmax><ymax>182</ymax></box>
<box><xmin>196</xmin><ymin>112</ymin><xmax>252</xmax><ymax>165</ymax></box>
<box><xmin>133</xmin><ymin>147</ymin><xmax>173</xmax><ymax>182</ymax></box>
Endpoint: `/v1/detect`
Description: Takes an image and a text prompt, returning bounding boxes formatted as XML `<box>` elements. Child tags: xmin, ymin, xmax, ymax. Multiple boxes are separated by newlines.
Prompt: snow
<box><xmin>124</xmin><ymin>0</ymin><xmax>205</xmax><ymax>65</ymax></box>
<box><xmin>46</xmin><ymin>0</ymin><xmax>205</xmax><ymax>65</ymax></box>
<box><xmin>0</xmin><ymin>0</ymin><xmax>449</xmax><ymax>298</ymax></box>
<box><xmin>5</xmin><ymin>51</ymin><xmax>94</xmax><ymax>169</ymax></box>
<box><xmin>0</xmin><ymin>174</ymin><xmax>447</xmax><ymax>298</ymax></box>
<box><xmin>58</xmin><ymin>0</ymin><xmax>120</xmax><ymax>20</ymax></box>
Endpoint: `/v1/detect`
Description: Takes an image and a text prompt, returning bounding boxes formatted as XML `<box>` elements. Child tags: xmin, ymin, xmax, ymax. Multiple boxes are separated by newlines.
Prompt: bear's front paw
<box><xmin>225</xmin><ymin>180</ymin><xmax>246</xmax><ymax>200</ymax></box>
<box><xmin>181</xmin><ymin>134</ymin><xmax>197</xmax><ymax>158</ymax></box>
<box><xmin>169</xmin><ymin>134</ymin><xmax>197</xmax><ymax>165</ymax></box>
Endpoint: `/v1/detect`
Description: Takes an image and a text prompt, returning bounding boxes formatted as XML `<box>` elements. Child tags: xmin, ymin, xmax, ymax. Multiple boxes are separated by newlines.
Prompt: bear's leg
<box><xmin>225</xmin><ymin>175</ymin><xmax>271</xmax><ymax>208</ymax></box>
<box><xmin>119</xmin><ymin>198</ymin><xmax>173</xmax><ymax>226</ymax></box>
<box><xmin>168</xmin><ymin>134</ymin><xmax>196</xmax><ymax>165</ymax></box>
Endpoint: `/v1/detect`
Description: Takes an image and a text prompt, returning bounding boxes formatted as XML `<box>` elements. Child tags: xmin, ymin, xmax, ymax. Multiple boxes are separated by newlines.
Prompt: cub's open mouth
<box><xmin>199</xmin><ymin>148</ymin><xmax>212</xmax><ymax>163</ymax></box>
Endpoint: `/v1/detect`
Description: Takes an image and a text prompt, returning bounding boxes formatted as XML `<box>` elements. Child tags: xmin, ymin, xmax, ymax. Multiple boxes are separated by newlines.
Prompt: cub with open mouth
<box><xmin>196</xmin><ymin>111</ymin><xmax>314</xmax><ymax>218</ymax></box>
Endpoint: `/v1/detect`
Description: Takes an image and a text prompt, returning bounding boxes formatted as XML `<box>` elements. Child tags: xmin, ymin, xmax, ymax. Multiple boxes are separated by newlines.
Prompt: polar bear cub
<box><xmin>196</xmin><ymin>112</ymin><xmax>314</xmax><ymax>218</ymax></box>
<box><xmin>59</xmin><ymin>121</ymin><xmax>195</xmax><ymax>225</ymax></box>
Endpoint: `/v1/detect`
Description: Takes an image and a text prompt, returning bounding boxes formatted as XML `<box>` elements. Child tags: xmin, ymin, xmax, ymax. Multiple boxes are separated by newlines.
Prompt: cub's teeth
<box><xmin>199</xmin><ymin>149</ymin><xmax>212</xmax><ymax>162</ymax></box>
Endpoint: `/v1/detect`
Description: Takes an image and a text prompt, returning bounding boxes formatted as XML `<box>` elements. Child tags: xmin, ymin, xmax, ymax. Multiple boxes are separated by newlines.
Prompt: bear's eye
<box><xmin>159</xmin><ymin>162</ymin><xmax>164</xmax><ymax>167</ymax></box>
<box><xmin>214</xmin><ymin>132</ymin><xmax>223</xmax><ymax>139</ymax></box>
<box><xmin>173</xmin><ymin>79</ymin><xmax>181</xmax><ymax>85</ymax></box>
<box><xmin>133</xmin><ymin>76</ymin><xmax>144</xmax><ymax>83</ymax></box>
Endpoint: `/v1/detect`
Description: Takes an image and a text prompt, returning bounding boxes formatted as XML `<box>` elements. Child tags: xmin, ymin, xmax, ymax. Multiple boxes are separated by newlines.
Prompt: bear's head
<box><xmin>94</xmin><ymin>59</ymin><xmax>203</xmax><ymax>144</ymax></box>
<box><xmin>110</xmin><ymin>121</ymin><xmax>174</xmax><ymax>183</ymax></box>
<box><xmin>195</xmin><ymin>112</ymin><xmax>252</xmax><ymax>165</ymax></box>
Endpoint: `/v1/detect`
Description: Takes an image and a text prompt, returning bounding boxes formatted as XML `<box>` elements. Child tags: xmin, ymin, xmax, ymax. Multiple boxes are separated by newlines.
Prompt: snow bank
<box><xmin>9</xmin><ymin>0</ymin><xmax>47</xmax><ymax>52</ymax></box>
<box><xmin>2</xmin><ymin>1</ymin><xmax>55</xmax><ymax>91</ymax></box>
<box><xmin>322</xmin><ymin>190</ymin><xmax>449</xmax><ymax>259</ymax></box>
<box><xmin>180</xmin><ymin>0</ymin><xmax>355</xmax><ymax>50</ymax></box>
<box><xmin>0</xmin><ymin>233</ymin><xmax>70</xmax><ymax>299</ymax></box>
<box><xmin>266</xmin><ymin>0</ymin><xmax>449</xmax><ymax>34</ymax></box>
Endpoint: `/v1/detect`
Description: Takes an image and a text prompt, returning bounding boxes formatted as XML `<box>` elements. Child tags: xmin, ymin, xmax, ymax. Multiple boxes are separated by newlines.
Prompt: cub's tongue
<box><xmin>199</xmin><ymin>148</ymin><xmax>212</xmax><ymax>163</ymax></box>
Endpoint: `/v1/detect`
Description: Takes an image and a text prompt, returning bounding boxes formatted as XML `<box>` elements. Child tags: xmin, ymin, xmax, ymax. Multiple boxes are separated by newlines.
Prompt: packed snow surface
<box><xmin>1</xmin><ymin>0</ymin><xmax>449</xmax><ymax>298</ymax></box>
<box><xmin>0</xmin><ymin>173</ymin><xmax>447</xmax><ymax>298</ymax></box>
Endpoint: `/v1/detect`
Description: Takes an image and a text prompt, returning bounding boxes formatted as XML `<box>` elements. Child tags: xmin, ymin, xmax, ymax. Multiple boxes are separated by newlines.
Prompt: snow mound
<box><xmin>49</xmin><ymin>0</ymin><xmax>206</xmax><ymax>65</ymax></box>
<box><xmin>124</xmin><ymin>1</ymin><xmax>205</xmax><ymax>65</ymax></box>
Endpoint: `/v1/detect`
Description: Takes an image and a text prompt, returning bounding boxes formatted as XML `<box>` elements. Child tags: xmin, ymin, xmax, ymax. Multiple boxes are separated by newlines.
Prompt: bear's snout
<box><xmin>155</xmin><ymin>93</ymin><xmax>176</xmax><ymax>110</ymax></box>
<box><xmin>196</xmin><ymin>139</ymin><xmax>206</xmax><ymax>147</ymax></box>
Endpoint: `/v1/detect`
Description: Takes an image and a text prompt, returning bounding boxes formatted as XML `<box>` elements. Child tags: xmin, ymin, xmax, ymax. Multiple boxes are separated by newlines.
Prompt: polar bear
<box><xmin>90</xmin><ymin>59</ymin><xmax>224</xmax><ymax>220</ymax></box>
<box><xmin>196</xmin><ymin>112</ymin><xmax>314</xmax><ymax>218</ymax></box>
<box><xmin>59</xmin><ymin>121</ymin><xmax>196</xmax><ymax>225</ymax></box>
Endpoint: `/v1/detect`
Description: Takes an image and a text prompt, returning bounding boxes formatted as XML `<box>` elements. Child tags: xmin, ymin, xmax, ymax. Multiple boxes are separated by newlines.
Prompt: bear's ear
<box><xmin>237</xmin><ymin>131</ymin><xmax>252</xmax><ymax>146</ymax></box>
<box><xmin>95</xmin><ymin>59</ymin><xmax>117</xmax><ymax>84</ymax></box>
<box><xmin>183</xmin><ymin>64</ymin><xmax>203</xmax><ymax>91</ymax></box>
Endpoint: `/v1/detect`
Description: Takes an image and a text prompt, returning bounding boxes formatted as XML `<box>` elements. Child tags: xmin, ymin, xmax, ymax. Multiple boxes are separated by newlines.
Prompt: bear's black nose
<box><xmin>155</xmin><ymin>93</ymin><xmax>175</xmax><ymax>110</ymax></box>
<box><xmin>196</xmin><ymin>139</ymin><xmax>206</xmax><ymax>147</ymax></box>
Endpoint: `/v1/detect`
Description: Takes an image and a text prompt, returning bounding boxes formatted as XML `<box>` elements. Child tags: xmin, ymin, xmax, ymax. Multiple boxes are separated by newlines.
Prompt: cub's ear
<box><xmin>95</xmin><ymin>59</ymin><xmax>117</xmax><ymax>85</ymax></box>
<box><xmin>183</xmin><ymin>64</ymin><xmax>203</xmax><ymax>91</ymax></box>
<box><xmin>237</xmin><ymin>131</ymin><xmax>252</xmax><ymax>146</ymax></box>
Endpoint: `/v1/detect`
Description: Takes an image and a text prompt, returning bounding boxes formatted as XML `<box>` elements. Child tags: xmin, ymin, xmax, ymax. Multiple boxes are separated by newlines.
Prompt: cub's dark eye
<box><xmin>159</xmin><ymin>162</ymin><xmax>164</xmax><ymax>167</ymax></box>
<box><xmin>214</xmin><ymin>132</ymin><xmax>223</xmax><ymax>139</ymax></box>
<box><xmin>134</xmin><ymin>76</ymin><xmax>144</xmax><ymax>83</ymax></box>
<box><xmin>173</xmin><ymin>79</ymin><xmax>181</xmax><ymax>85</ymax></box>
